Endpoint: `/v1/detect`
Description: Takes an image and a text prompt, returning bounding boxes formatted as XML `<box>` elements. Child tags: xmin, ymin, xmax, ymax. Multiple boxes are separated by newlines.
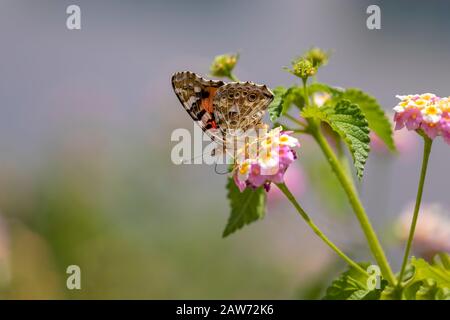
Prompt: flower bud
<box><xmin>304</xmin><ymin>47</ymin><xmax>330</xmax><ymax>68</ymax></box>
<box><xmin>285</xmin><ymin>58</ymin><xmax>317</xmax><ymax>80</ymax></box>
<box><xmin>209</xmin><ymin>53</ymin><xmax>239</xmax><ymax>79</ymax></box>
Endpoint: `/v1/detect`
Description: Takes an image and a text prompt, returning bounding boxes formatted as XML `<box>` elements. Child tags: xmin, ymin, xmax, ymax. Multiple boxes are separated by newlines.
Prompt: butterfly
<box><xmin>171</xmin><ymin>71</ymin><xmax>274</xmax><ymax>160</ymax></box>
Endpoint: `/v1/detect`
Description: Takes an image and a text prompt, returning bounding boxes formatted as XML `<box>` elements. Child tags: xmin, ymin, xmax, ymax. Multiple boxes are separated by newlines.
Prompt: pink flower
<box><xmin>233</xmin><ymin>127</ymin><xmax>300</xmax><ymax>192</ymax></box>
<box><xmin>393</xmin><ymin>94</ymin><xmax>450</xmax><ymax>145</ymax></box>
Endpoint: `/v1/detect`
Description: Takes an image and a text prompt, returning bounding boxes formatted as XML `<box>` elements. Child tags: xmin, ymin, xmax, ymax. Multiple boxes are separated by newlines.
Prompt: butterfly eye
<box><xmin>248</xmin><ymin>93</ymin><xmax>258</xmax><ymax>102</ymax></box>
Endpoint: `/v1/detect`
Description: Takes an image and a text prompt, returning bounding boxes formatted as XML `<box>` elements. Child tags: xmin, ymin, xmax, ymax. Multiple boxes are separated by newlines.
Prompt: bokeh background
<box><xmin>0</xmin><ymin>0</ymin><xmax>449</xmax><ymax>299</ymax></box>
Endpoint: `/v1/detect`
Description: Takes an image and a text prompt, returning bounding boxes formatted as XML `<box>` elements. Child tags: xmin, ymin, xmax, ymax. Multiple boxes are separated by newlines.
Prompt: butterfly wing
<box><xmin>171</xmin><ymin>71</ymin><xmax>225</xmax><ymax>144</ymax></box>
<box><xmin>172</xmin><ymin>72</ymin><xmax>274</xmax><ymax>161</ymax></box>
<box><xmin>212</xmin><ymin>82</ymin><xmax>274</xmax><ymax>135</ymax></box>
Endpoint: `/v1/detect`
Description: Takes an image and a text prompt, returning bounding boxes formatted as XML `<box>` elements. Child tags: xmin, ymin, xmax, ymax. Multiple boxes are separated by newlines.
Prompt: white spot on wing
<box><xmin>186</xmin><ymin>96</ymin><xmax>198</xmax><ymax>109</ymax></box>
<box><xmin>229</xmin><ymin>104</ymin><xmax>240</xmax><ymax>113</ymax></box>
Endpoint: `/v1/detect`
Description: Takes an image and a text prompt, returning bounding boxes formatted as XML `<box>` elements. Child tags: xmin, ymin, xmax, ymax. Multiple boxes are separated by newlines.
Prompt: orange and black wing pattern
<box><xmin>172</xmin><ymin>71</ymin><xmax>224</xmax><ymax>141</ymax></box>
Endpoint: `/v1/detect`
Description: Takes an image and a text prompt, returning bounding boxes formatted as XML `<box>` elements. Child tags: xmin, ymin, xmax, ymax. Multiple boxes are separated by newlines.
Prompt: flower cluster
<box><xmin>303</xmin><ymin>47</ymin><xmax>331</xmax><ymax>68</ymax></box>
<box><xmin>285</xmin><ymin>58</ymin><xmax>317</xmax><ymax>80</ymax></box>
<box><xmin>393</xmin><ymin>93</ymin><xmax>450</xmax><ymax>144</ymax></box>
<box><xmin>233</xmin><ymin>127</ymin><xmax>300</xmax><ymax>192</ymax></box>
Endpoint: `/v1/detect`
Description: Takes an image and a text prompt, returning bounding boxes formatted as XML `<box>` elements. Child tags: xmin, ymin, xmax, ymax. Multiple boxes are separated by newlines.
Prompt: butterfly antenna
<box><xmin>179</xmin><ymin>147</ymin><xmax>224</xmax><ymax>165</ymax></box>
<box><xmin>179</xmin><ymin>152</ymin><xmax>205</xmax><ymax>165</ymax></box>
<box><xmin>214</xmin><ymin>163</ymin><xmax>233</xmax><ymax>175</ymax></box>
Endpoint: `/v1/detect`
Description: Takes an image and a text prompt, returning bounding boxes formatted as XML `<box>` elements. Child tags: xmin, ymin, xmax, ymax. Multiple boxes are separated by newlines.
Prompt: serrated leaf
<box><xmin>223</xmin><ymin>177</ymin><xmax>266</xmax><ymax>237</ymax></box>
<box><xmin>436</xmin><ymin>287</ymin><xmax>450</xmax><ymax>300</ymax></box>
<box><xmin>308</xmin><ymin>85</ymin><xmax>395</xmax><ymax>152</ymax></box>
<box><xmin>302</xmin><ymin>101</ymin><xmax>370</xmax><ymax>179</ymax></box>
<box><xmin>301</xmin><ymin>105</ymin><xmax>326</xmax><ymax>119</ymax></box>
<box><xmin>415</xmin><ymin>279</ymin><xmax>438</xmax><ymax>300</ymax></box>
<box><xmin>268</xmin><ymin>86</ymin><xmax>305</xmax><ymax>122</ymax></box>
<box><xmin>268</xmin><ymin>87</ymin><xmax>288</xmax><ymax>122</ymax></box>
<box><xmin>284</xmin><ymin>87</ymin><xmax>305</xmax><ymax>110</ymax></box>
<box><xmin>385</xmin><ymin>253</ymin><xmax>450</xmax><ymax>300</ymax></box>
<box><xmin>307</xmin><ymin>82</ymin><xmax>343</xmax><ymax>96</ymax></box>
<box><xmin>323</xmin><ymin>262</ymin><xmax>386</xmax><ymax>300</ymax></box>
<box><xmin>410</xmin><ymin>255</ymin><xmax>450</xmax><ymax>286</ymax></box>
<box><xmin>338</xmin><ymin>89</ymin><xmax>395</xmax><ymax>151</ymax></box>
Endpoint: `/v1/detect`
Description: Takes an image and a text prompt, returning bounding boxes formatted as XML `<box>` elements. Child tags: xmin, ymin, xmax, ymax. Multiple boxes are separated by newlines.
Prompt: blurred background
<box><xmin>0</xmin><ymin>0</ymin><xmax>449</xmax><ymax>299</ymax></box>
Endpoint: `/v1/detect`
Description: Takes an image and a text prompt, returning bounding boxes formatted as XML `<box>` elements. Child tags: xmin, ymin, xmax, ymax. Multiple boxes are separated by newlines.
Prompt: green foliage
<box><xmin>307</xmin><ymin>82</ymin><xmax>343</xmax><ymax>97</ymax></box>
<box><xmin>383</xmin><ymin>254</ymin><xmax>450</xmax><ymax>300</ymax></box>
<box><xmin>302</xmin><ymin>101</ymin><xmax>371</xmax><ymax>179</ymax></box>
<box><xmin>323</xmin><ymin>262</ymin><xmax>387</xmax><ymax>300</ymax></box>
<box><xmin>337</xmin><ymin>89</ymin><xmax>395</xmax><ymax>151</ymax></box>
<box><xmin>268</xmin><ymin>87</ymin><xmax>289</xmax><ymax>122</ymax></box>
<box><xmin>268</xmin><ymin>86</ymin><xmax>305</xmax><ymax>122</ymax></box>
<box><xmin>223</xmin><ymin>177</ymin><xmax>266</xmax><ymax>237</ymax></box>
<box><xmin>308</xmin><ymin>84</ymin><xmax>395</xmax><ymax>151</ymax></box>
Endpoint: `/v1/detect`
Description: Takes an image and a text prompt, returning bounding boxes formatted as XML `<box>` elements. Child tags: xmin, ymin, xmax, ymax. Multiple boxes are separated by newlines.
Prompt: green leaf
<box><xmin>338</xmin><ymin>89</ymin><xmax>395</xmax><ymax>151</ymax></box>
<box><xmin>307</xmin><ymin>82</ymin><xmax>343</xmax><ymax>97</ymax></box>
<box><xmin>308</xmin><ymin>85</ymin><xmax>395</xmax><ymax>151</ymax></box>
<box><xmin>412</xmin><ymin>255</ymin><xmax>450</xmax><ymax>285</ymax></box>
<box><xmin>223</xmin><ymin>177</ymin><xmax>266</xmax><ymax>237</ymax></box>
<box><xmin>383</xmin><ymin>253</ymin><xmax>450</xmax><ymax>300</ymax></box>
<box><xmin>268</xmin><ymin>87</ymin><xmax>288</xmax><ymax>122</ymax></box>
<box><xmin>302</xmin><ymin>101</ymin><xmax>370</xmax><ymax>179</ymax></box>
<box><xmin>323</xmin><ymin>262</ymin><xmax>386</xmax><ymax>300</ymax></box>
<box><xmin>301</xmin><ymin>105</ymin><xmax>326</xmax><ymax>119</ymax></box>
<box><xmin>268</xmin><ymin>86</ymin><xmax>305</xmax><ymax>122</ymax></box>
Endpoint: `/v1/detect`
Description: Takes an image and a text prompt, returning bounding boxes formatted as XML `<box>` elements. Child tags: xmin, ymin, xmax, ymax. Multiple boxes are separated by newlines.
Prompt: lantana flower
<box><xmin>393</xmin><ymin>93</ymin><xmax>450</xmax><ymax>144</ymax></box>
<box><xmin>233</xmin><ymin>127</ymin><xmax>300</xmax><ymax>192</ymax></box>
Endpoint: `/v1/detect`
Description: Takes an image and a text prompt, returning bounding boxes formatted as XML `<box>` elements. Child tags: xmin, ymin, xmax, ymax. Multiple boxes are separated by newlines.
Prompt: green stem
<box><xmin>398</xmin><ymin>136</ymin><xmax>433</xmax><ymax>285</ymax></box>
<box><xmin>292</xmin><ymin>128</ymin><xmax>308</xmax><ymax>134</ymax></box>
<box><xmin>311</xmin><ymin>128</ymin><xmax>397</xmax><ymax>285</ymax></box>
<box><xmin>227</xmin><ymin>73</ymin><xmax>239</xmax><ymax>82</ymax></box>
<box><xmin>276</xmin><ymin>183</ymin><xmax>368</xmax><ymax>276</ymax></box>
<box><xmin>302</xmin><ymin>78</ymin><xmax>310</xmax><ymax>106</ymax></box>
<box><xmin>285</xmin><ymin>113</ymin><xmax>307</xmax><ymax>128</ymax></box>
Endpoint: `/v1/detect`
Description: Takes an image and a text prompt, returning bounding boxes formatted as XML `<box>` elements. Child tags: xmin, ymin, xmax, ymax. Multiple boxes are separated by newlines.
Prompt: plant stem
<box><xmin>227</xmin><ymin>73</ymin><xmax>239</xmax><ymax>82</ymax></box>
<box><xmin>302</xmin><ymin>78</ymin><xmax>310</xmax><ymax>106</ymax></box>
<box><xmin>285</xmin><ymin>113</ymin><xmax>307</xmax><ymax>128</ymax></box>
<box><xmin>276</xmin><ymin>183</ymin><xmax>368</xmax><ymax>276</ymax></box>
<box><xmin>397</xmin><ymin>136</ymin><xmax>433</xmax><ymax>285</ymax></box>
<box><xmin>311</xmin><ymin>128</ymin><xmax>397</xmax><ymax>285</ymax></box>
